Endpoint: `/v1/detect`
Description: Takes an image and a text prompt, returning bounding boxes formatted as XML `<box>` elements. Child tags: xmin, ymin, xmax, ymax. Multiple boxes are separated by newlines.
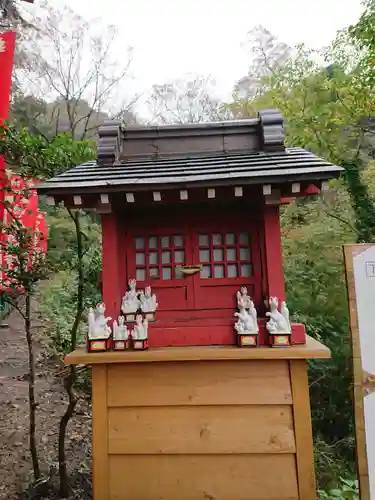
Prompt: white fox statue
<box><xmin>266</xmin><ymin>297</ymin><xmax>291</xmax><ymax>333</ymax></box>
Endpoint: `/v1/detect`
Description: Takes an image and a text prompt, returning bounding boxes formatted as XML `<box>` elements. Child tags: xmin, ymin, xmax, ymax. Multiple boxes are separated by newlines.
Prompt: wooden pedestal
<box><xmin>269</xmin><ymin>332</ymin><xmax>292</xmax><ymax>347</ymax></box>
<box><xmin>65</xmin><ymin>336</ymin><xmax>330</xmax><ymax>500</ymax></box>
<box><xmin>113</xmin><ymin>339</ymin><xmax>127</xmax><ymax>351</ymax></box>
<box><xmin>132</xmin><ymin>339</ymin><xmax>148</xmax><ymax>350</ymax></box>
<box><xmin>237</xmin><ymin>332</ymin><xmax>259</xmax><ymax>347</ymax></box>
<box><xmin>87</xmin><ymin>337</ymin><xmax>111</xmax><ymax>352</ymax></box>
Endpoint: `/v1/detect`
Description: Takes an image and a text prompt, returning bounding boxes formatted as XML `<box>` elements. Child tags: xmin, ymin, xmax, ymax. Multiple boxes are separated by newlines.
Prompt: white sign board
<box><xmin>344</xmin><ymin>244</ymin><xmax>375</xmax><ymax>500</ymax></box>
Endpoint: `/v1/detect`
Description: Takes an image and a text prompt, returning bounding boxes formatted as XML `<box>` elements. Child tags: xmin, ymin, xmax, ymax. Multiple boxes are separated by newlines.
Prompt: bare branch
<box><xmin>17</xmin><ymin>3</ymin><xmax>138</xmax><ymax>139</ymax></box>
<box><xmin>148</xmin><ymin>75</ymin><xmax>228</xmax><ymax>124</ymax></box>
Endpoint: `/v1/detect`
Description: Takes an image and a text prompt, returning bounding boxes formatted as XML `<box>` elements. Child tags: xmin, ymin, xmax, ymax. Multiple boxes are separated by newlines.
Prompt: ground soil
<box><xmin>0</xmin><ymin>300</ymin><xmax>92</xmax><ymax>499</ymax></box>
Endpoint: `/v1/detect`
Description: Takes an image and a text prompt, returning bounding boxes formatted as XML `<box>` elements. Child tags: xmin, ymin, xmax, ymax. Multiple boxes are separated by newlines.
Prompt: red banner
<box><xmin>0</xmin><ymin>30</ymin><xmax>47</xmax><ymax>293</ymax></box>
<box><xmin>0</xmin><ymin>172</ymin><xmax>48</xmax><ymax>292</ymax></box>
<box><xmin>0</xmin><ymin>31</ymin><xmax>16</xmax><ymax>122</ymax></box>
<box><xmin>0</xmin><ymin>32</ymin><xmax>17</xmax><ymax>225</ymax></box>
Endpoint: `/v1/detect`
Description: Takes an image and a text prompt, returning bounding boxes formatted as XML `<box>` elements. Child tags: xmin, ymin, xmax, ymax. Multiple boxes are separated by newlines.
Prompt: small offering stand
<box><xmin>66</xmin><ymin>337</ymin><xmax>330</xmax><ymax>500</ymax></box>
<box><xmin>39</xmin><ymin>109</ymin><xmax>342</xmax><ymax>499</ymax></box>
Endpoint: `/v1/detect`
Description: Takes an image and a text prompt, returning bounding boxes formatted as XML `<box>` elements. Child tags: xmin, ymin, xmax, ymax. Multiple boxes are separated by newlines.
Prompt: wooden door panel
<box><xmin>191</xmin><ymin>226</ymin><xmax>262</xmax><ymax>313</ymax></box>
<box><xmin>126</xmin><ymin>226</ymin><xmax>194</xmax><ymax>311</ymax></box>
<box><xmin>195</xmin><ymin>282</ymin><xmax>256</xmax><ymax>310</ymax></box>
<box><xmin>155</xmin><ymin>308</ymin><xmax>240</xmax><ymax>322</ymax></box>
<box><xmin>150</xmin><ymin>283</ymin><xmax>189</xmax><ymax>311</ymax></box>
<box><xmin>124</xmin><ymin>211</ymin><xmax>263</xmax><ymax>330</ymax></box>
<box><xmin>109</xmin><ymin>455</ymin><xmax>299</xmax><ymax>500</ymax></box>
<box><xmin>148</xmin><ymin>325</ymin><xmax>234</xmax><ymax>347</ymax></box>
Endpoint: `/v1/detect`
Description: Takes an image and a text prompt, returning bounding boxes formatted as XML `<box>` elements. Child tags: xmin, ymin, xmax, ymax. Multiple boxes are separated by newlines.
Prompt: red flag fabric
<box><xmin>0</xmin><ymin>32</ymin><xmax>17</xmax><ymax>226</ymax></box>
<box><xmin>0</xmin><ymin>32</ymin><xmax>47</xmax><ymax>292</ymax></box>
<box><xmin>0</xmin><ymin>31</ymin><xmax>16</xmax><ymax>122</ymax></box>
<box><xmin>0</xmin><ymin>173</ymin><xmax>48</xmax><ymax>292</ymax></box>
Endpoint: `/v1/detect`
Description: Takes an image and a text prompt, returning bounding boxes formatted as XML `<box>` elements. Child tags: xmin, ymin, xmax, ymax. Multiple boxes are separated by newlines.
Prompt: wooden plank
<box><xmin>109</xmin><ymin>454</ymin><xmax>299</xmax><ymax>500</ymax></box>
<box><xmin>343</xmin><ymin>245</ymin><xmax>372</xmax><ymax>500</ymax></box>
<box><xmin>100</xmin><ymin>193</ymin><xmax>110</xmax><ymax>204</ymax></box>
<box><xmin>65</xmin><ymin>335</ymin><xmax>331</xmax><ymax>365</ymax></box>
<box><xmin>234</xmin><ymin>186</ymin><xmax>243</xmax><ymax>197</ymax></box>
<box><xmin>263</xmin><ymin>184</ymin><xmax>272</xmax><ymax>195</ymax></box>
<box><xmin>292</xmin><ymin>182</ymin><xmax>300</xmax><ymax>193</ymax></box>
<box><xmin>92</xmin><ymin>365</ymin><xmax>109</xmax><ymax>500</ymax></box>
<box><xmin>108</xmin><ymin>405</ymin><xmax>295</xmax><ymax>455</ymax></box>
<box><xmin>107</xmin><ymin>360</ymin><xmax>292</xmax><ymax>407</ymax></box>
<box><xmin>207</xmin><ymin>188</ymin><xmax>216</xmax><ymax>198</ymax></box>
<box><xmin>290</xmin><ymin>360</ymin><xmax>316</xmax><ymax>500</ymax></box>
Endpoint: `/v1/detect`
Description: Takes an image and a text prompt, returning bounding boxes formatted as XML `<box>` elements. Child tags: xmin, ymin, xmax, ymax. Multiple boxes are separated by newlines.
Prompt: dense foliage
<box><xmin>39</xmin><ymin>211</ymin><xmax>101</xmax><ymax>354</ymax></box>
<box><xmin>318</xmin><ymin>478</ymin><xmax>359</xmax><ymax>499</ymax></box>
<box><xmin>281</xmin><ymin>189</ymin><xmax>356</xmax><ymax>486</ymax></box>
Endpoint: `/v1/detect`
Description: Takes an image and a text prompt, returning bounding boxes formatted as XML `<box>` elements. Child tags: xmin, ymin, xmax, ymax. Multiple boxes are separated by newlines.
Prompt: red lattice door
<box><xmin>125</xmin><ymin>216</ymin><xmax>262</xmax><ymax>345</ymax></box>
<box><xmin>127</xmin><ymin>220</ymin><xmax>261</xmax><ymax>322</ymax></box>
<box><xmin>191</xmin><ymin>224</ymin><xmax>262</xmax><ymax>318</ymax></box>
<box><xmin>127</xmin><ymin>226</ymin><xmax>195</xmax><ymax>315</ymax></box>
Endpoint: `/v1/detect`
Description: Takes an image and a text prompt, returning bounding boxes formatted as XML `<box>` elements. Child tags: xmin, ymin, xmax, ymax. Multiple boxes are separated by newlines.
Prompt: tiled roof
<box><xmin>37</xmin><ymin>147</ymin><xmax>343</xmax><ymax>195</ymax></box>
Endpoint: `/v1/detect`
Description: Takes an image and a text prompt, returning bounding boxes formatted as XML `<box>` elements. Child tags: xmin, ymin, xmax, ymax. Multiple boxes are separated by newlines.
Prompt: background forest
<box><xmin>1</xmin><ymin>0</ymin><xmax>375</xmax><ymax>498</ymax></box>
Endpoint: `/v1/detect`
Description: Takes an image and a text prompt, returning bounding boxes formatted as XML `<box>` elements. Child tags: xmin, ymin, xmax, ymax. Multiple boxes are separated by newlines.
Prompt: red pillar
<box><xmin>263</xmin><ymin>204</ymin><xmax>285</xmax><ymax>301</ymax></box>
<box><xmin>101</xmin><ymin>213</ymin><xmax>121</xmax><ymax>321</ymax></box>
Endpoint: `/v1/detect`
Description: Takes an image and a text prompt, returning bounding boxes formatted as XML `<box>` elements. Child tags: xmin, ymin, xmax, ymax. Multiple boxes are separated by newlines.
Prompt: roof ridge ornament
<box><xmin>97</xmin><ymin>120</ymin><xmax>124</xmax><ymax>167</ymax></box>
<box><xmin>258</xmin><ymin>109</ymin><xmax>285</xmax><ymax>152</ymax></box>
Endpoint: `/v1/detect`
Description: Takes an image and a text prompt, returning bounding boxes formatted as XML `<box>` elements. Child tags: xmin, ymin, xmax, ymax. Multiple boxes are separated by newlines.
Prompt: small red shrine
<box><xmin>37</xmin><ymin>109</ymin><xmax>343</xmax><ymax>348</ymax></box>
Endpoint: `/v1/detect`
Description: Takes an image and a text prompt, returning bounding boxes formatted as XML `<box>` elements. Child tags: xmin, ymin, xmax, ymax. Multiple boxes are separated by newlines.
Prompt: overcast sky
<box><xmin>41</xmin><ymin>0</ymin><xmax>363</xmax><ymax>115</ymax></box>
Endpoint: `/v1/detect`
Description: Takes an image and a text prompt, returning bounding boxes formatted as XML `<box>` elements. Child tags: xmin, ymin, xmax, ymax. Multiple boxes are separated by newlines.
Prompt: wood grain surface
<box><xmin>107</xmin><ymin>359</ymin><xmax>292</xmax><ymax>407</ymax></box>
<box><xmin>108</xmin><ymin>405</ymin><xmax>295</xmax><ymax>455</ymax></box>
<box><xmin>109</xmin><ymin>454</ymin><xmax>299</xmax><ymax>500</ymax></box>
<box><xmin>65</xmin><ymin>335</ymin><xmax>330</xmax><ymax>365</ymax></box>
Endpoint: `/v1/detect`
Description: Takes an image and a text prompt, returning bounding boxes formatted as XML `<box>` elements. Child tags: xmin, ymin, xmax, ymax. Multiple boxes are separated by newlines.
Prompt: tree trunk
<box><xmin>25</xmin><ymin>293</ymin><xmax>41</xmax><ymax>480</ymax></box>
<box><xmin>59</xmin><ymin>210</ymin><xmax>84</xmax><ymax>497</ymax></box>
<box><xmin>58</xmin><ymin>366</ymin><xmax>77</xmax><ymax>498</ymax></box>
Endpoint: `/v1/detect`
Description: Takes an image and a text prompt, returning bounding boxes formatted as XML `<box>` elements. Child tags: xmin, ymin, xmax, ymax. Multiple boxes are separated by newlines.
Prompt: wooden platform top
<box><xmin>65</xmin><ymin>336</ymin><xmax>330</xmax><ymax>366</ymax></box>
